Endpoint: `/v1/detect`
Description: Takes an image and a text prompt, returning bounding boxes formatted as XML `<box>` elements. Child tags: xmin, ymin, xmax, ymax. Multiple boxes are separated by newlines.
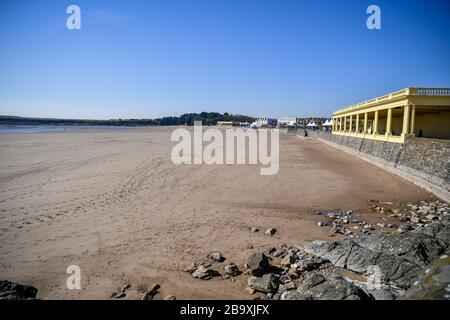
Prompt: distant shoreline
<box><xmin>0</xmin><ymin>124</ymin><xmax>151</xmax><ymax>134</ymax></box>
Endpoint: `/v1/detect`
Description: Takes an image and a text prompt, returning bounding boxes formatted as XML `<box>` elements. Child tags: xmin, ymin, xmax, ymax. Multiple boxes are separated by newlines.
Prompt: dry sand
<box><xmin>0</xmin><ymin>127</ymin><xmax>431</xmax><ymax>299</ymax></box>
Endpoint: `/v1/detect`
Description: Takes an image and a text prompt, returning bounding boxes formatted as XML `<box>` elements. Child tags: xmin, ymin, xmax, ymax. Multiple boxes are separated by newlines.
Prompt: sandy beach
<box><xmin>0</xmin><ymin>127</ymin><xmax>431</xmax><ymax>299</ymax></box>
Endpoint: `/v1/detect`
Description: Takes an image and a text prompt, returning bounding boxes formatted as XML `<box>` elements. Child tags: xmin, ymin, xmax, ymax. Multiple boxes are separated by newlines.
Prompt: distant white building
<box><xmin>217</xmin><ymin>121</ymin><xmax>237</xmax><ymax>127</ymax></box>
<box><xmin>277</xmin><ymin>117</ymin><xmax>299</xmax><ymax>126</ymax></box>
<box><xmin>256</xmin><ymin>118</ymin><xmax>277</xmax><ymax>127</ymax></box>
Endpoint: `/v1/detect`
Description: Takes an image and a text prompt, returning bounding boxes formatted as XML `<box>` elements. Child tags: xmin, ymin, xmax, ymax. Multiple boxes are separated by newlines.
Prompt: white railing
<box><xmin>409</xmin><ymin>88</ymin><xmax>450</xmax><ymax>96</ymax></box>
<box><xmin>334</xmin><ymin>87</ymin><xmax>450</xmax><ymax>114</ymax></box>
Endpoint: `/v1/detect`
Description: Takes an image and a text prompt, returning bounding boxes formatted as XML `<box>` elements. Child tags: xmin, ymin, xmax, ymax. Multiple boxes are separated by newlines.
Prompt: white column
<box><xmin>402</xmin><ymin>104</ymin><xmax>411</xmax><ymax>136</ymax></box>
<box><xmin>410</xmin><ymin>105</ymin><xmax>416</xmax><ymax>135</ymax></box>
<box><xmin>356</xmin><ymin>114</ymin><xmax>360</xmax><ymax>133</ymax></box>
<box><xmin>374</xmin><ymin>110</ymin><xmax>379</xmax><ymax>134</ymax></box>
<box><xmin>386</xmin><ymin>108</ymin><xmax>392</xmax><ymax>136</ymax></box>
<box><xmin>364</xmin><ymin>112</ymin><xmax>368</xmax><ymax>133</ymax></box>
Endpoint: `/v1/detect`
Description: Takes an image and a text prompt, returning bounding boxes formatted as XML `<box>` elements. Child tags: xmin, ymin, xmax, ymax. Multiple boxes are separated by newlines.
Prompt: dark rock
<box><xmin>141</xmin><ymin>284</ymin><xmax>160</xmax><ymax>300</ymax></box>
<box><xmin>0</xmin><ymin>280</ymin><xmax>38</xmax><ymax>300</ymax></box>
<box><xmin>279</xmin><ymin>275</ymin><xmax>292</xmax><ymax>284</ymax></box>
<box><xmin>247</xmin><ymin>274</ymin><xmax>279</xmax><ymax>293</ymax></box>
<box><xmin>244</xmin><ymin>252</ymin><xmax>270</xmax><ymax>276</ymax></box>
<box><xmin>301</xmin><ymin>272</ymin><xmax>327</xmax><ymax>288</ymax></box>
<box><xmin>208</xmin><ymin>251</ymin><xmax>225</xmax><ymax>262</ymax></box>
<box><xmin>271</xmin><ymin>245</ymin><xmax>289</xmax><ymax>258</ymax></box>
<box><xmin>295</xmin><ymin>273</ymin><xmax>371</xmax><ymax>300</ymax></box>
<box><xmin>304</xmin><ymin>228</ymin><xmax>448</xmax><ymax>289</ymax></box>
<box><xmin>305</xmin><ymin>239</ymin><xmax>421</xmax><ymax>289</ymax></box>
<box><xmin>120</xmin><ymin>283</ymin><xmax>130</xmax><ymax>292</ymax></box>
<box><xmin>403</xmin><ymin>255</ymin><xmax>450</xmax><ymax>300</ymax></box>
<box><xmin>397</xmin><ymin>224</ymin><xmax>414</xmax><ymax>232</ymax></box>
<box><xmin>280</xmin><ymin>252</ymin><xmax>298</xmax><ymax>267</ymax></box>
<box><xmin>367</xmin><ymin>288</ymin><xmax>397</xmax><ymax>300</ymax></box>
<box><xmin>192</xmin><ymin>266</ymin><xmax>220</xmax><ymax>280</ymax></box>
<box><xmin>420</xmin><ymin>222</ymin><xmax>450</xmax><ymax>247</ymax></box>
<box><xmin>184</xmin><ymin>261</ymin><xmax>211</xmax><ymax>273</ymax></box>
<box><xmin>224</xmin><ymin>263</ymin><xmax>241</xmax><ymax>277</ymax></box>
<box><xmin>297</xmin><ymin>258</ymin><xmax>327</xmax><ymax>272</ymax></box>
<box><xmin>281</xmin><ymin>290</ymin><xmax>312</xmax><ymax>300</ymax></box>
<box><xmin>265</xmin><ymin>228</ymin><xmax>277</xmax><ymax>236</ymax></box>
<box><xmin>353</xmin><ymin>230</ymin><xmax>446</xmax><ymax>266</ymax></box>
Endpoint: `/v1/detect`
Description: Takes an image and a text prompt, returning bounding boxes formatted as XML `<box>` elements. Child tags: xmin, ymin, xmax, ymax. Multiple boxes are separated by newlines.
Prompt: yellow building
<box><xmin>332</xmin><ymin>88</ymin><xmax>450</xmax><ymax>143</ymax></box>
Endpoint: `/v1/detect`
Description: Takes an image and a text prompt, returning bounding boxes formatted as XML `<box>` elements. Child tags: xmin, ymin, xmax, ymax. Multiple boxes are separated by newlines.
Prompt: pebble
<box><xmin>141</xmin><ymin>284</ymin><xmax>160</xmax><ymax>300</ymax></box>
<box><xmin>192</xmin><ymin>265</ymin><xmax>220</xmax><ymax>280</ymax></box>
<box><xmin>411</xmin><ymin>217</ymin><xmax>421</xmax><ymax>223</ymax></box>
<box><xmin>208</xmin><ymin>251</ymin><xmax>225</xmax><ymax>262</ymax></box>
<box><xmin>279</xmin><ymin>275</ymin><xmax>292</xmax><ymax>284</ymax></box>
<box><xmin>245</xmin><ymin>287</ymin><xmax>255</xmax><ymax>295</ymax></box>
<box><xmin>265</xmin><ymin>228</ymin><xmax>277</xmax><ymax>236</ymax></box>
<box><xmin>363</xmin><ymin>224</ymin><xmax>373</xmax><ymax>230</ymax></box>
<box><xmin>224</xmin><ymin>263</ymin><xmax>241</xmax><ymax>276</ymax></box>
<box><xmin>120</xmin><ymin>283</ymin><xmax>130</xmax><ymax>292</ymax></box>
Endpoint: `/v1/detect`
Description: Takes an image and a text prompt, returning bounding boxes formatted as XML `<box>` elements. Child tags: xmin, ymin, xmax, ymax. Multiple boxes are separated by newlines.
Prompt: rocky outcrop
<box><xmin>304</xmin><ymin>224</ymin><xmax>449</xmax><ymax>290</ymax></box>
<box><xmin>282</xmin><ymin>273</ymin><xmax>371</xmax><ymax>300</ymax></box>
<box><xmin>403</xmin><ymin>255</ymin><xmax>450</xmax><ymax>300</ymax></box>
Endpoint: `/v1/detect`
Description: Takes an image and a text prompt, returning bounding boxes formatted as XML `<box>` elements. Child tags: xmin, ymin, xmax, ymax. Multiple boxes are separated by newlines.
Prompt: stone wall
<box><xmin>317</xmin><ymin>131</ymin><xmax>450</xmax><ymax>202</ymax></box>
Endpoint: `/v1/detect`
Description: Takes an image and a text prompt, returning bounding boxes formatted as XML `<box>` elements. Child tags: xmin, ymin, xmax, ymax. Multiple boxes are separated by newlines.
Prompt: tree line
<box><xmin>0</xmin><ymin>112</ymin><xmax>256</xmax><ymax>127</ymax></box>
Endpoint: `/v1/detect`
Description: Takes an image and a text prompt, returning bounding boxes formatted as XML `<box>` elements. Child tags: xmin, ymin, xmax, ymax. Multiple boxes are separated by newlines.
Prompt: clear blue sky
<box><xmin>1</xmin><ymin>0</ymin><xmax>449</xmax><ymax>119</ymax></box>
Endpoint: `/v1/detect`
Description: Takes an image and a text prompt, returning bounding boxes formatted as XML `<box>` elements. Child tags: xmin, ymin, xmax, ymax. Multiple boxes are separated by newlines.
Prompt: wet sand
<box><xmin>0</xmin><ymin>127</ymin><xmax>431</xmax><ymax>299</ymax></box>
